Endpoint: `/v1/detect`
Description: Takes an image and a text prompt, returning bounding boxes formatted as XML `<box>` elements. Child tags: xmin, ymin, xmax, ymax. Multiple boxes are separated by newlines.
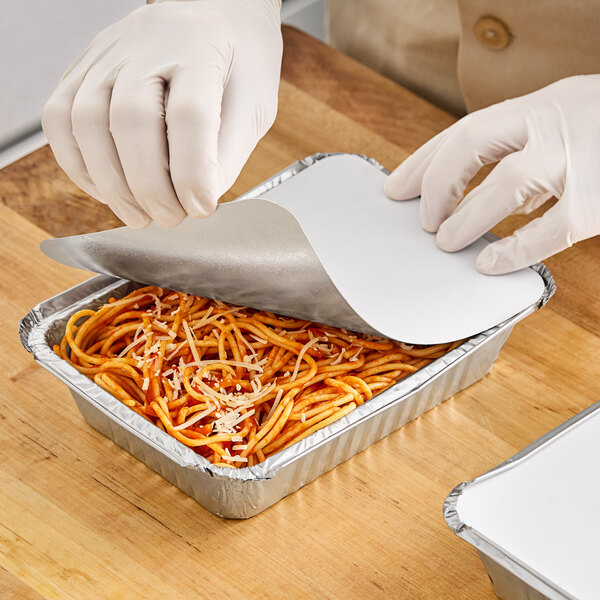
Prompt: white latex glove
<box><xmin>42</xmin><ymin>0</ymin><xmax>282</xmax><ymax>228</ymax></box>
<box><xmin>384</xmin><ymin>75</ymin><xmax>600</xmax><ymax>274</ymax></box>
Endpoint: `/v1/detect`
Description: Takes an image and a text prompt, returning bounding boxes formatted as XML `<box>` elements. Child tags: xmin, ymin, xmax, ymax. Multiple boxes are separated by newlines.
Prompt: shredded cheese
<box><xmin>213</xmin><ymin>408</ymin><xmax>255</xmax><ymax>433</ymax></box>
<box><xmin>290</xmin><ymin>337</ymin><xmax>321</xmax><ymax>382</ymax></box>
<box><xmin>194</xmin><ymin>378</ymin><xmax>275</xmax><ymax>406</ymax></box>
<box><xmin>117</xmin><ymin>335</ymin><xmax>146</xmax><ymax>358</ymax></box>
<box><xmin>184</xmin><ymin>358</ymin><xmax>267</xmax><ymax>372</ymax></box>
<box><xmin>264</xmin><ymin>389</ymin><xmax>284</xmax><ymax>422</ymax></box>
<box><xmin>165</xmin><ymin>341</ymin><xmax>186</xmax><ymax>362</ymax></box>
<box><xmin>349</xmin><ymin>347</ymin><xmax>363</xmax><ymax>362</ymax></box>
<box><xmin>330</xmin><ymin>351</ymin><xmax>345</xmax><ymax>366</ymax></box>
<box><xmin>222</xmin><ymin>455</ymin><xmax>248</xmax><ymax>463</ymax></box>
<box><xmin>173</xmin><ymin>406</ymin><xmax>215</xmax><ymax>431</ymax></box>
<box><xmin>182</xmin><ymin>320</ymin><xmax>202</xmax><ymax>366</ymax></box>
<box><xmin>191</xmin><ymin>306</ymin><xmax>214</xmax><ymax>330</ymax></box>
<box><xmin>152</xmin><ymin>319</ymin><xmax>169</xmax><ymax>331</ymax></box>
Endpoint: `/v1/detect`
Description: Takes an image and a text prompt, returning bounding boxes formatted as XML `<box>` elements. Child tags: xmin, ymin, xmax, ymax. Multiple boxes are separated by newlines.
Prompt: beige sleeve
<box><xmin>329</xmin><ymin>0</ymin><xmax>600</xmax><ymax>115</ymax></box>
<box><xmin>327</xmin><ymin>0</ymin><xmax>466</xmax><ymax>116</ymax></box>
<box><xmin>457</xmin><ymin>0</ymin><xmax>600</xmax><ymax>112</ymax></box>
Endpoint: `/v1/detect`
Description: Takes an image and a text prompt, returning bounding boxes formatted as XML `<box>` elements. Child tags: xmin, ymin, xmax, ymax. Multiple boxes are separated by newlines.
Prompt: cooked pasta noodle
<box><xmin>54</xmin><ymin>286</ymin><xmax>461</xmax><ymax>468</ymax></box>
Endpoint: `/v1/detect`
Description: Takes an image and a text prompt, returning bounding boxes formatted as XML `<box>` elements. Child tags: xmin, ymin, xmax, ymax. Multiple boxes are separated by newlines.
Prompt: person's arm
<box><xmin>42</xmin><ymin>0</ymin><xmax>282</xmax><ymax>228</ymax></box>
<box><xmin>384</xmin><ymin>75</ymin><xmax>600</xmax><ymax>274</ymax></box>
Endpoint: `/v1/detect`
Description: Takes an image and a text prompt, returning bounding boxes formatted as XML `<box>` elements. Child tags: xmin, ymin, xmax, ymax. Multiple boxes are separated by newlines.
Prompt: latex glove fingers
<box><xmin>436</xmin><ymin>149</ymin><xmax>557</xmax><ymax>252</ymax></box>
<box><xmin>163</xmin><ymin>63</ymin><xmax>226</xmax><ymax>219</ymax></box>
<box><xmin>385</xmin><ymin>75</ymin><xmax>600</xmax><ymax>273</ymax></box>
<box><xmin>41</xmin><ymin>19</ymin><xmax>129</xmax><ymax>205</ymax></box>
<box><xmin>475</xmin><ymin>200</ymin><xmax>575</xmax><ymax>274</ymax></box>
<box><xmin>108</xmin><ymin>63</ymin><xmax>188</xmax><ymax>227</ymax></box>
<box><xmin>215</xmin><ymin>33</ymin><xmax>281</xmax><ymax>194</ymax></box>
<box><xmin>511</xmin><ymin>192</ymin><xmax>554</xmax><ymax>215</ymax></box>
<box><xmin>71</xmin><ymin>61</ymin><xmax>159</xmax><ymax>228</ymax></box>
<box><xmin>420</xmin><ymin>110</ymin><xmax>528</xmax><ymax>233</ymax></box>
<box><xmin>42</xmin><ymin>67</ymin><xmax>104</xmax><ymax>205</ymax></box>
<box><xmin>424</xmin><ymin>110</ymin><xmax>528</xmax><ymax>232</ymax></box>
<box><xmin>384</xmin><ymin>128</ymin><xmax>450</xmax><ymax>201</ymax></box>
<box><xmin>385</xmin><ymin>108</ymin><xmax>528</xmax><ymax>232</ymax></box>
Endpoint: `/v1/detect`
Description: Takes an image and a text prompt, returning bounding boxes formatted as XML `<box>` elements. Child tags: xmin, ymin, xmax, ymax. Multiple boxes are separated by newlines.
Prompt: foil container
<box><xmin>20</xmin><ymin>154</ymin><xmax>555</xmax><ymax>518</ymax></box>
<box><xmin>444</xmin><ymin>403</ymin><xmax>598</xmax><ymax>600</ymax></box>
<box><xmin>20</xmin><ymin>262</ymin><xmax>554</xmax><ymax>519</ymax></box>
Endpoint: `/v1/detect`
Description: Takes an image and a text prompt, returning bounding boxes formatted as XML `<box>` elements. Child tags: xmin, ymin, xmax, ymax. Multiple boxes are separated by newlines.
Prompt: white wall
<box><xmin>282</xmin><ymin>0</ymin><xmax>327</xmax><ymax>42</ymax></box>
<box><xmin>0</xmin><ymin>0</ymin><xmax>141</xmax><ymax>150</ymax></box>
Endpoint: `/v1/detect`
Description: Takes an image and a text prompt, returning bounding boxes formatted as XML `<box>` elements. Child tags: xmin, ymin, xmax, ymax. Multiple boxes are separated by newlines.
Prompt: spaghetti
<box><xmin>54</xmin><ymin>286</ymin><xmax>460</xmax><ymax>468</ymax></box>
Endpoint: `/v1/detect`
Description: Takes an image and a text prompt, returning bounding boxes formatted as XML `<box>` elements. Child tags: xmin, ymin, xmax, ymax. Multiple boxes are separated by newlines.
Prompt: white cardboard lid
<box><xmin>259</xmin><ymin>154</ymin><xmax>545</xmax><ymax>342</ymax></box>
<box><xmin>42</xmin><ymin>154</ymin><xmax>546</xmax><ymax>344</ymax></box>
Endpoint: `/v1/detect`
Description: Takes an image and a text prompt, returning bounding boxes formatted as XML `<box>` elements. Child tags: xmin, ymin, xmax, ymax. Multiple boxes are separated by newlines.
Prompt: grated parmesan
<box><xmin>222</xmin><ymin>454</ymin><xmax>248</xmax><ymax>463</ymax></box>
<box><xmin>152</xmin><ymin>319</ymin><xmax>169</xmax><ymax>331</ymax></box>
<box><xmin>290</xmin><ymin>337</ymin><xmax>322</xmax><ymax>382</ymax></box>
<box><xmin>118</xmin><ymin>335</ymin><xmax>146</xmax><ymax>358</ymax></box>
<box><xmin>264</xmin><ymin>389</ymin><xmax>284</xmax><ymax>422</ymax></box>
<box><xmin>184</xmin><ymin>358</ymin><xmax>266</xmax><ymax>372</ymax></box>
<box><xmin>173</xmin><ymin>406</ymin><xmax>215</xmax><ymax>431</ymax></box>
<box><xmin>213</xmin><ymin>408</ymin><xmax>255</xmax><ymax>433</ymax></box>
<box><xmin>182</xmin><ymin>320</ymin><xmax>202</xmax><ymax>366</ymax></box>
<box><xmin>166</xmin><ymin>341</ymin><xmax>186</xmax><ymax>362</ymax></box>
<box><xmin>349</xmin><ymin>347</ymin><xmax>363</xmax><ymax>362</ymax></box>
<box><xmin>330</xmin><ymin>351</ymin><xmax>345</xmax><ymax>365</ymax></box>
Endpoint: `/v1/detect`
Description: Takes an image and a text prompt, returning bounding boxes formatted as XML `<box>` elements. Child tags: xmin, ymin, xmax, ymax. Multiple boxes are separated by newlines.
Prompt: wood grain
<box><xmin>0</xmin><ymin>566</ymin><xmax>47</xmax><ymax>600</ymax></box>
<box><xmin>281</xmin><ymin>27</ymin><xmax>456</xmax><ymax>152</ymax></box>
<box><xmin>0</xmin><ymin>25</ymin><xmax>598</xmax><ymax>600</ymax></box>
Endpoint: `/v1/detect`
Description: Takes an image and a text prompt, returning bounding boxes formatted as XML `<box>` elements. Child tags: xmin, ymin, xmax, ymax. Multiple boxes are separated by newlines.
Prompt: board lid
<box><xmin>42</xmin><ymin>153</ymin><xmax>547</xmax><ymax>344</ymax></box>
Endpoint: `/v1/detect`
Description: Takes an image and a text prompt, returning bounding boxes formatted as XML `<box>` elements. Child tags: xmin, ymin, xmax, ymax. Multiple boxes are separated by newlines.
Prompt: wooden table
<box><xmin>1</xmin><ymin>26</ymin><xmax>599</xmax><ymax>599</ymax></box>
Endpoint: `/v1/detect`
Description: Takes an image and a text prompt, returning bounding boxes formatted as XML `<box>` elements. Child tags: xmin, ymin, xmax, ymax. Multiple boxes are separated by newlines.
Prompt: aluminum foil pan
<box><xmin>444</xmin><ymin>402</ymin><xmax>599</xmax><ymax>600</ymax></box>
<box><xmin>21</xmin><ymin>153</ymin><xmax>555</xmax><ymax>518</ymax></box>
<box><xmin>20</xmin><ymin>257</ymin><xmax>554</xmax><ymax>518</ymax></box>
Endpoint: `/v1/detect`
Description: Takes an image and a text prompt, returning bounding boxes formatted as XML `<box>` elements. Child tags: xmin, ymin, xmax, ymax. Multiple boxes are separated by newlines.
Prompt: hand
<box><xmin>42</xmin><ymin>0</ymin><xmax>282</xmax><ymax>228</ymax></box>
<box><xmin>384</xmin><ymin>75</ymin><xmax>600</xmax><ymax>274</ymax></box>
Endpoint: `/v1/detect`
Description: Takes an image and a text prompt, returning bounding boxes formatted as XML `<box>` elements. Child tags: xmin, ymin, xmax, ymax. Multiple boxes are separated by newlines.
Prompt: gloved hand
<box><xmin>384</xmin><ymin>75</ymin><xmax>600</xmax><ymax>274</ymax></box>
<box><xmin>42</xmin><ymin>0</ymin><xmax>282</xmax><ymax>228</ymax></box>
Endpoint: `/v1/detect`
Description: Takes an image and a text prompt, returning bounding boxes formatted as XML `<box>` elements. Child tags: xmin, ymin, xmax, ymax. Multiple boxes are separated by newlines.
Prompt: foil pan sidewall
<box><xmin>478</xmin><ymin>552</ymin><xmax>569</xmax><ymax>600</ymax></box>
<box><xmin>442</xmin><ymin>408</ymin><xmax>600</xmax><ymax>600</ymax></box>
